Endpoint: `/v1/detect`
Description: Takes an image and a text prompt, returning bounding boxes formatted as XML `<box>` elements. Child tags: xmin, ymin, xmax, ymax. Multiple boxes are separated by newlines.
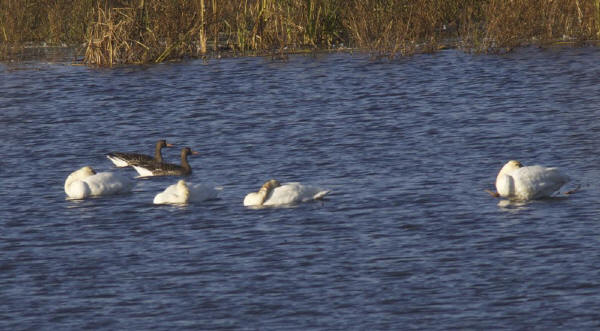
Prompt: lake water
<box><xmin>2</xmin><ymin>46</ymin><xmax>600</xmax><ymax>330</ymax></box>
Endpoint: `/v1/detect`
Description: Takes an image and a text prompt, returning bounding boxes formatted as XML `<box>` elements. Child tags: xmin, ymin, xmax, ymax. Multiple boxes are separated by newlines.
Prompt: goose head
<box><xmin>181</xmin><ymin>147</ymin><xmax>199</xmax><ymax>158</ymax></box>
<box><xmin>157</xmin><ymin>139</ymin><xmax>174</xmax><ymax>148</ymax></box>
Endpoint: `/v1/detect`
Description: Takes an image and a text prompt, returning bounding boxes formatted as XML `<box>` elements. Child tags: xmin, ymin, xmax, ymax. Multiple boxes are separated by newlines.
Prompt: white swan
<box><xmin>495</xmin><ymin>160</ymin><xmax>570</xmax><ymax>200</ymax></box>
<box><xmin>153</xmin><ymin>179</ymin><xmax>219</xmax><ymax>205</ymax></box>
<box><xmin>65</xmin><ymin>166</ymin><xmax>133</xmax><ymax>199</ymax></box>
<box><xmin>243</xmin><ymin>179</ymin><xmax>330</xmax><ymax>207</ymax></box>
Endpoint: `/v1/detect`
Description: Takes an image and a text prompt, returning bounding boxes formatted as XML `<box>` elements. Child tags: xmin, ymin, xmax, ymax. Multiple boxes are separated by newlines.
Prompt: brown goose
<box><xmin>132</xmin><ymin>147</ymin><xmax>198</xmax><ymax>177</ymax></box>
<box><xmin>106</xmin><ymin>139</ymin><xmax>174</xmax><ymax>167</ymax></box>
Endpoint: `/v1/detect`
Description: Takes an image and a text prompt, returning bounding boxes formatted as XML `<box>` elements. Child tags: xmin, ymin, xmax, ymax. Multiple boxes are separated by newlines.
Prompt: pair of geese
<box><xmin>64</xmin><ymin>140</ymin><xmax>330</xmax><ymax>206</ymax></box>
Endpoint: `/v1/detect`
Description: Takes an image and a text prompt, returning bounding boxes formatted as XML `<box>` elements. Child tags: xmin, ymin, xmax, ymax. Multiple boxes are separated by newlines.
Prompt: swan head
<box><xmin>81</xmin><ymin>166</ymin><xmax>97</xmax><ymax>176</ymax></box>
<box><xmin>68</xmin><ymin>166</ymin><xmax>96</xmax><ymax>181</ymax></box>
<box><xmin>495</xmin><ymin>160</ymin><xmax>523</xmax><ymax>197</ymax></box>
<box><xmin>64</xmin><ymin>166</ymin><xmax>96</xmax><ymax>197</ymax></box>
<box><xmin>261</xmin><ymin>179</ymin><xmax>281</xmax><ymax>191</ymax></box>
<box><xmin>499</xmin><ymin>160</ymin><xmax>523</xmax><ymax>175</ymax></box>
<box><xmin>176</xmin><ymin>179</ymin><xmax>189</xmax><ymax>191</ymax></box>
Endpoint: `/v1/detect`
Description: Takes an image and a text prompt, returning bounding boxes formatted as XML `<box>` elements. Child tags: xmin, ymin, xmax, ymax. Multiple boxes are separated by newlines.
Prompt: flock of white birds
<box><xmin>64</xmin><ymin>141</ymin><xmax>572</xmax><ymax>207</ymax></box>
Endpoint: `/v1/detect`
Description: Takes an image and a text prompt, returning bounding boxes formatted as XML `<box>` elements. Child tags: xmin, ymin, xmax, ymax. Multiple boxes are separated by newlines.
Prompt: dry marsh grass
<box><xmin>1</xmin><ymin>0</ymin><xmax>600</xmax><ymax>65</ymax></box>
<box><xmin>343</xmin><ymin>0</ymin><xmax>460</xmax><ymax>57</ymax></box>
<box><xmin>480</xmin><ymin>0</ymin><xmax>600</xmax><ymax>51</ymax></box>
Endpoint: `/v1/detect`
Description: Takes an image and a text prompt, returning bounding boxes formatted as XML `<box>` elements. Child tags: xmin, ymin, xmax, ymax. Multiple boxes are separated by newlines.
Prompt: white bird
<box><xmin>153</xmin><ymin>179</ymin><xmax>219</xmax><ymax>205</ymax></box>
<box><xmin>243</xmin><ymin>179</ymin><xmax>330</xmax><ymax>207</ymax></box>
<box><xmin>64</xmin><ymin>166</ymin><xmax>133</xmax><ymax>199</ymax></box>
<box><xmin>495</xmin><ymin>160</ymin><xmax>570</xmax><ymax>200</ymax></box>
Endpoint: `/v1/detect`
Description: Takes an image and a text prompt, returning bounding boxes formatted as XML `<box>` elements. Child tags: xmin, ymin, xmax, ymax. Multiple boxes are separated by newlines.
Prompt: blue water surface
<box><xmin>2</xmin><ymin>46</ymin><xmax>600</xmax><ymax>330</ymax></box>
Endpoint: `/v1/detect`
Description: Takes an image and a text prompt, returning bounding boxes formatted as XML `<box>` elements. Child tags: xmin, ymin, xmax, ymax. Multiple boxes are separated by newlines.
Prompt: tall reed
<box><xmin>2</xmin><ymin>0</ymin><xmax>600</xmax><ymax>65</ymax></box>
<box><xmin>0</xmin><ymin>0</ymin><xmax>93</xmax><ymax>44</ymax></box>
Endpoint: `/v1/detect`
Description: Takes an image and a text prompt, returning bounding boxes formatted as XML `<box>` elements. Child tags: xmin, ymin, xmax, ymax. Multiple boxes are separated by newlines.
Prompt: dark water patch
<box><xmin>2</xmin><ymin>48</ymin><xmax>600</xmax><ymax>330</ymax></box>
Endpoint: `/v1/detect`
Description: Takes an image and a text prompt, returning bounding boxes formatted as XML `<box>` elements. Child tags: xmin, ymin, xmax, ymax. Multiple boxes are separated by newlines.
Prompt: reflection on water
<box><xmin>2</xmin><ymin>47</ymin><xmax>600</xmax><ymax>330</ymax></box>
<box><xmin>497</xmin><ymin>198</ymin><xmax>530</xmax><ymax>211</ymax></box>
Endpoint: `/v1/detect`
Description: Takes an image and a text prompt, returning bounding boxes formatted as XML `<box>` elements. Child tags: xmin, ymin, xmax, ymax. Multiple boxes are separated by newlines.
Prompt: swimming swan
<box><xmin>106</xmin><ymin>139</ymin><xmax>174</xmax><ymax>167</ymax></box>
<box><xmin>132</xmin><ymin>147</ymin><xmax>198</xmax><ymax>177</ymax></box>
<box><xmin>243</xmin><ymin>179</ymin><xmax>330</xmax><ymax>207</ymax></box>
<box><xmin>153</xmin><ymin>180</ymin><xmax>219</xmax><ymax>205</ymax></box>
<box><xmin>495</xmin><ymin>160</ymin><xmax>570</xmax><ymax>200</ymax></box>
<box><xmin>65</xmin><ymin>166</ymin><xmax>133</xmax><ymax>199</ymax></box>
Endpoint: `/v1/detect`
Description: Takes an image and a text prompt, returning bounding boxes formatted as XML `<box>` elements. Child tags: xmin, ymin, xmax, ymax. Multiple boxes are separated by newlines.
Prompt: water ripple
<box><xmin>2</xmin><ymin>47</ymin><xmax>600</xmax><ymax>330</ymax></box>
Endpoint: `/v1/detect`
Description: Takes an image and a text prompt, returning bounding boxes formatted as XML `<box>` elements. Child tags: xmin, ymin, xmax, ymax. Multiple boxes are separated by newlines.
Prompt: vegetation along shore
<box><xmin>1</xmin><ymin>0</ymin><xmax>599</xmax><ymax>66</ymax></box>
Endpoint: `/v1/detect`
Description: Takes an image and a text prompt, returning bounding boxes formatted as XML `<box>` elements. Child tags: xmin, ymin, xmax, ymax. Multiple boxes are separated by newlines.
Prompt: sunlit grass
<box><xmin>1</xmin><ymin>0</ymin><xmax>599</xmax><ymax>65</ymax></box>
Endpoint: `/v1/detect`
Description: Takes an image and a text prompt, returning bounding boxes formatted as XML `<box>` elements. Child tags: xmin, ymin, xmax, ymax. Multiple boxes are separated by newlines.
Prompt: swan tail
<box><xmin>313</xmin><ymin>190</ymin><xmax>330</xmax><ymax>200</ymax></box>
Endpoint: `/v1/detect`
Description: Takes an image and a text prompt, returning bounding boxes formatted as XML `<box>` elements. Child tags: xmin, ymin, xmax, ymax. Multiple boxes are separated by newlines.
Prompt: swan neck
<box><xmin>178</xmin><ymin>181</ymin><xmax>190</xmax><ymax>201</ymax></box>
<box><xmin>256</xmin><ymin>190</ymin><xmax>268</xmax><ymax>205</ymax></box>
<box><xmin>64</xmin><ymin>176</ymin><xmax>74</xmax><ymax>194</ymax></box>
<box><xmin>256</xmin><ymin>180</ymin><xmax>280</xmax><ymax>205</ymax></box>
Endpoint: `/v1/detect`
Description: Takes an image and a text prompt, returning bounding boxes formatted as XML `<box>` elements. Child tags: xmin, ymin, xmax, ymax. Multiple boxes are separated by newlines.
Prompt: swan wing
<box><xmin>83</xmin><ymin>172</ymin><xmax>133</xmax><ymax>196</ymax></box>
<box><xmin>65</xmin><ymin>180</ymin><xmax>91</xmax><ymax>199</ymax></box>
<box><xmin>313</xmin><ymin>190</ymin><xmax>330</xmax><ymax>200</ymax></box>
<box><xmin>513</xmin><ymin>166</ymin><xmax>569</xmax><ymax>200</ymax></box>
<box><xmin>154</xmin><ymin>182</ymin><xmax>217</xmax><ymax>204</ymax></box>
<box><xmin>153</xmin><ymin>182</ymin><xmax>185</xmax><ymax>204</ymax></box>
<box><xmin>243</xmin><ymin>192</ymin><xmax>263</xmax><ymax>206</ymax></box>
<box><xmin>263</xmin><ymin>183</ymin><xmax>328</xmax><ymax>206</ymax></box>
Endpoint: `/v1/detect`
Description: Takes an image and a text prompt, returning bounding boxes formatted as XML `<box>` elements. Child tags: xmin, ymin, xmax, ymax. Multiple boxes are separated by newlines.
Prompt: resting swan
<box><xmin>106</xmin><ymin>139</ymin><xmax>174</xmax><ymax>167</ymax></box>
<box><xmin>153</xmin><ymin>180</ymin><xmax>219</xmax><ymax>205</ymax></box>
<box><xmin>243</xmin><ymin>179</ymin><xmax>330</xmax><ymax>207</ymax></box>
<box><xmin>132</xmin><ymin>147</ymin><xmax>198</xmax><ymax>177</ymax></box>
<box><xmin>495</xmin><ymin>160</ymin><xmax>570</xmax><ymax>200</ymax></box>
<box><xmin>64</xmin><ymin>166</ymin><xmax>133</xmax><ymax>199</ymax></box>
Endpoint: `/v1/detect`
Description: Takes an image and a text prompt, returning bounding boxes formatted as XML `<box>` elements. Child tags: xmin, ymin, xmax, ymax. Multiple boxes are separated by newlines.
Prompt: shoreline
<box><xmin>2</xmin><ymin>38</ymin><xmax>598</xmax><ymax>67</ymax></box>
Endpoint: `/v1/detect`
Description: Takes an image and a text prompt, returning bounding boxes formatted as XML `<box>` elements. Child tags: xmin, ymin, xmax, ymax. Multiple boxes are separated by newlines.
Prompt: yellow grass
<box><xmin>1</xmin><ymin>0</ymin><xmax>599</xmax><ymax>65</ymax></box>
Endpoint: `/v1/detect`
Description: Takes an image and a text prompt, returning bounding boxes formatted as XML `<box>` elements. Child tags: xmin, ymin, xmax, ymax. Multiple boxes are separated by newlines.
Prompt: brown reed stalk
<box><xmin>477</xmin><ymin>0</ymin><xmax>599</xmax><ymax>52</ymax></box>
<box><xmin>3</xmin><ymin>0</ymin><xmax>600</xmax><ymax>65</ymax></box>
<box><xmin>199</xmin><ymin>0</ymin><xmax>207</xmax><ymax>54</ymax></box>
<box><xmin>84</xmin><ymin>2</ymin><xmax>157</xmax><ymax>66</ymax></box>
